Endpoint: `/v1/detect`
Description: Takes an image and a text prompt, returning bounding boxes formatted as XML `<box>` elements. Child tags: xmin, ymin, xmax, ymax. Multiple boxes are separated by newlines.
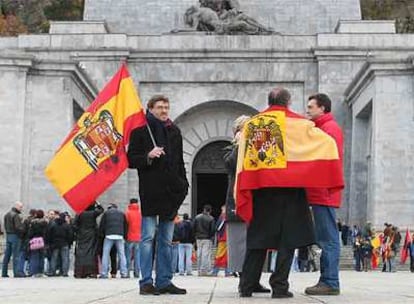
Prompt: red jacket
<box><xmin>125</xmin><ymin>204</ymin><xmax>142</xmax><ymax>242</ymax></box>
<box><xmin>306</xmin><ymin>113</ymin><xmax>344</xmax><ymax>208</ymax></box>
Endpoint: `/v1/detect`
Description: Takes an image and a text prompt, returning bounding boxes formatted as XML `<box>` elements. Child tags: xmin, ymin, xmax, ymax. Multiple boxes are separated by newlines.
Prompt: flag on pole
<box><xmin>45</xmin><ymin>64</ymin><xmax>146</xmax><ymax>213</ymax></box>
<box><xmin>235</xmin><ymin>106</ymin><xmax>344</xmax><ymax>223</ymax></box>
<box><xmin>400</xmin><ymin>228</ymin><xmax>411</xmax><ymax>264</ymax></box>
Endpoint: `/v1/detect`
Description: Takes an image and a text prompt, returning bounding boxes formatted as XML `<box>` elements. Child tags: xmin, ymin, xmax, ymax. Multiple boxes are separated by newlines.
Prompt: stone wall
<box><xmin>84</xmin><ymin>0</ymin><xmax>361</xmax><ymax>35</ymax></box>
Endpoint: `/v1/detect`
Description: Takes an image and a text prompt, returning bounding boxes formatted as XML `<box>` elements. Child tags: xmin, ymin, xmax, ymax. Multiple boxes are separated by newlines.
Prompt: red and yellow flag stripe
<box><xmin>235</xmin><ymin>106</ymin><xmax>344</xmax><ymax>223</ymax></box>
<box><xmin>45</xmin><ymin>64</ymin><xmax>146</xmax><ymax>213</ymax></box>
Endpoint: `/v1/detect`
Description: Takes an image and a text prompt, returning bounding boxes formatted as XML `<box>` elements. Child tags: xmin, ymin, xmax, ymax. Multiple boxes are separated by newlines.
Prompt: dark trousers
<box><xmin>410</xmin><ymin>256</ymin><xmax>414</xmax><ymax>272</ymax></box>
<box><xmin>240</xmin><ymin>248</ymin><xmax>294</xmax><ymax>293</ymax></box>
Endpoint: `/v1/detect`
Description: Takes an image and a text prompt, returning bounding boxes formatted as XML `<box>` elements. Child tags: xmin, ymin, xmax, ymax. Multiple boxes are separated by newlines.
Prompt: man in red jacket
<box><xmin>125</xmin><ymin>198</ymin><xmax>142</xmax><ymax>278</ymax></box>
<box><xmin>305</xmin><ymin>93</ymin><xmax>343</xmax><ymax>296</ymax></box>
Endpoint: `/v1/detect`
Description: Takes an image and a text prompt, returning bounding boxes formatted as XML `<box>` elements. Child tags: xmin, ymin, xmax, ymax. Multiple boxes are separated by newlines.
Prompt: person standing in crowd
<box><xmin>193</xmin><ymin>204</ymin><xmax>215</xmax><ymax>276</ymax></box>
<box><xmin>47</xmin><ymin>213</ymin><xmax>73</xmax><ymax>277</ymax></box>
<box><xmin>305</xmin><ymin>93</ymin><xmax>344</xmax><ymax>296</ymax></box>
<box><xmin>2</xmin><ymin>201</ymin><xmax>24</xmax><ymax>278</ymax></box>
<box><xmin>18</xmin><ymin>209</ymin><xmax>37</xmax><ymax>276</ymax></box>
<box><xmin>177</xmin><ymin>213</ymin><xmax>194</xmax><ymax>276</ymax></box>
<box><xmin>128</xmin><ymin>94</ymin><xmax>189</xmax><ymax>295</ymax></box>
<box><xmin>353</xmin><ymin>235</ymin><xmax>363</xmax><ymax>271</ymax></box>
<box><xmin>361</xmin><ymin>237</ymin><xmax>373</xmax><ymax>272</ymax></box>
<box><xmin>212</xmin><ymin>205</ymin><xmax>231</xmax><ymax>277</ymax></box>
<box><xmin>408</xmin><ymin>233</ymin><xmax>414</xmax><ymax>272</ymax></box>
<box><xmin>224</xmin><ymin>115</ymin><xmax>270</xmax><ymax>293</ymax></box>
<box><xmin>125</xmin><ymin>198</ymin><xmax>142</xmax><ymax>278</ymax></box>
<box><xmin>171</xmin><ymin>215</ymin><xmax>182</xmax><ymax>274</ymax></box>
<box><xmin>73</xmin><ymin>202</ymin><xmax>104</xmax><ymax>278</ymax></box>
<box><xmin>237</xmin><ymin>88</ymin><xmax>335</xmax><ymax>298</ymax></box>
<box><xmin>27</xmin><ymin>210</ymin><xmax>47</xmax><ymax>277</ymax></box>
<box><xmin>341</xmin><ymin>223</ymin><xmax>350</xmax><ymax>246</ymax></box>
<box><xmin>99</xmin><ymin>203</ymin><xmax>128</xmax><ymax>278</ymax></box>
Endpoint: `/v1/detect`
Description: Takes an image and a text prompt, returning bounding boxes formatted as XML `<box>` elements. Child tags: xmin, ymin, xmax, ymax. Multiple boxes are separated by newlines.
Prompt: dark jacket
<box><xmin>99</xmin><ymin>207</ymin><xmax>127</xmax><ymax>239</ymax></box>
<box><xmin>176</xmin><ymin>219</ymin><xmax>194</xmax><ymax>244</ymax></box>
<box><xmin>47</xmin><ymin>219</ymin><xmax>74</xmax><ymax>249</ymax></box>
<box><xmin>28</xmin><ymin>218</ymin><xmax>47</xmax><ymax>239</ymax></box>
<box><xmin>193</xmin><ymin>213</ymin><xmax>215</xmax><ymax>240</ymax></box>
<box><xmin>3</xmin><ymin>207</ymin><xmax>24</xmax><ymax>236</ymax></box>
<box><xmin>73</xmin><ymin>205</ymin><xmax>104</xmax><ymax>266</ymax></box>
<box><xmin>223</xmin><ymin>145</ymin><xmax>242</xmax><ymax>222</ymax></box>
<box><xmin>127</xmin><ymin>117</ymin><xmax>188</xmax><ymax>220</ymax></box>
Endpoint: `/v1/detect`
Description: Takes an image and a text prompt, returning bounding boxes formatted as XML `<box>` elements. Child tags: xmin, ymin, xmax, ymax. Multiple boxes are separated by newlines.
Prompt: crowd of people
<box><xmin>1</xmin><ymin>88</ymin><xmax>412</xmax><ymax>300</ymax></box>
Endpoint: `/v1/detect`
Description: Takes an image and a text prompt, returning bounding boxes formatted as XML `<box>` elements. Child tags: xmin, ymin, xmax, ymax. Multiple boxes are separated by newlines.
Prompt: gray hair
<box><xmin>233</xmin><ymin>115</ymin><xmax>250</xmax><ymax>135</ymax></box>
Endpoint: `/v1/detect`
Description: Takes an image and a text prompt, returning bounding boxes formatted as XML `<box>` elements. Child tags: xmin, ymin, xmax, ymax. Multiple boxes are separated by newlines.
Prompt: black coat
<box><xmin>73</xmin><ymin>206</ymin><xmax>103</xmax><ymax>267</ymax></box>
<box><xmin>247</xmin><ymin>188</ymin><xmax>315</xmax><ymax>250</ymax></box>
<box><xmin>127</xmin><ymin>123</ymin><xmax>188</xmax><ymax>220</ymax></box>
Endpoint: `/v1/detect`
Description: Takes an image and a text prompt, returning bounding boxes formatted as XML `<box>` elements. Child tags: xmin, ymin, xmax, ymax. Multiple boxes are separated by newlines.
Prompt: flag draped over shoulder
<box><xmin>235</xmin><ymin>106</ymin><xmax>344</xmax><ymax>223</ymax></box>
<box><xmin>45</xmin><ymin>64</ymin><xmax>146</xmax><ymax>213</ymax></box>
<box><xmin>400</xmin><ymin>228</ymin><xmax>411</xmax><ymax>264</ymax></box>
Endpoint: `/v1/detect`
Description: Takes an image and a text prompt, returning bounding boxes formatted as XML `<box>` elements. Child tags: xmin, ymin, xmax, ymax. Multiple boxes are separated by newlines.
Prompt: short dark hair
<box><xmin>308</xmin><ymin>93</ymin><xmax>331</xmax><ymax>113</ymax></box>
<box><xmin>203</xmin><ymin>204</ymin><xmax>212</xmax><ymax>213</ymax></box>
<box><xmin>183</xmin><ymin>213</ymin><xmax>189</xmax><ymax>220</ymax></box>
<box><xmin>147</xmin><ymin>94</ymin><xmax>170</xmax><ymax>109</ymax></box>
<box><xmin>268</xmin><ymin>88</ymin><xmax>291</xmax><ymax>106</ymax></box>
<box><xmin>130</xmin><ymin>198</ymin><xmax>139</xmax><ymax>204</ymax></box>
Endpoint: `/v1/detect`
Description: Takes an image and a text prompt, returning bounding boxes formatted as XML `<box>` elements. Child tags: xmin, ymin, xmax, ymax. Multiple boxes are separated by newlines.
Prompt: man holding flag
<box><xmin>236</xmin><ymin>88</ymin><xmax>343</xmax><ymax>299</ymax></box>
<box><xmin>127</xmin><ymin>95</ymin><xmax>189</xmax><ymax>295</ymax></box>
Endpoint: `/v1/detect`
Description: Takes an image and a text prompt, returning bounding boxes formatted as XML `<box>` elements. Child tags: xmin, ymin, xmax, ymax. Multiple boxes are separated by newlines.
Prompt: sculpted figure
<box><xmin>184</xmin><ymin>4</ymin><xmax>274</xmax><ymax>34</ymax></box>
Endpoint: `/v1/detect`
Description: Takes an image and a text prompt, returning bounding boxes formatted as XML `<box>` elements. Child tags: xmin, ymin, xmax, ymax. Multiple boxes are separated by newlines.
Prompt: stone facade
<box><xmin>0</xmin><ymin>1</ymin><xmax>413</xmax><ymax>229</ymax></box>
<box><xmin>84</xmin><ymin>0</ymin><xmax>361</xmax><ymax>35</ymax></box>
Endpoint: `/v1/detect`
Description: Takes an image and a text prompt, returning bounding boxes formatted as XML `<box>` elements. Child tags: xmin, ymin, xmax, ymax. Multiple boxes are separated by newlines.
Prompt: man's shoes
<box><xmin>304</xmin><ymin>282</ymin><xmax>340</xmax><ymax>296</ymax></box>
<box><xmin>271</xmin><ymin>290</ymin><xmax>294</xmax><ymax>298</ymax></box>
<box><xmin>239</xmin><ymin>291</ymin><xmax>252</xmax><ymax>298</ymax></box>
<box><xmin>253</xmin><ymin>284</ymin><xmax>271</xmax><ymax>293</ymax></box>
<box><xmin>157</xmin><ymin>283</ymin><xmax>187</xmax><ymax>295</ymax></box>
<box><xmin>139</xmin><ymin>284</ymin><xmax>160</xmax><ymax>295</ymax></box>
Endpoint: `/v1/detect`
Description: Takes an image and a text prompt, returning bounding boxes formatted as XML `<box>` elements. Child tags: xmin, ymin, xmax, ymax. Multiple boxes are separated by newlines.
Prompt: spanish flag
<box><xmin>45</xmin><ymin>64</ymin><xmax>146</xmax><ymax>213</ymax></box>
<box><xmin>235</xmin><ymin>106</ymin><xmax>344</xmax><ymax>223</ymax></box>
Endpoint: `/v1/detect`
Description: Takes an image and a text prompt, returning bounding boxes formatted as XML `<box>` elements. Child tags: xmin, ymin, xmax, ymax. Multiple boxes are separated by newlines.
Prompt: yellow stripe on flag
<box><xmin>285</xmin><ymin>117</ymin><xmax>339</xmax><ymax>161</ymax></box>
<box><xmin>46</xmin><ymin>76</ymin><xmax>142</xmax><ymax>194</ymax></box>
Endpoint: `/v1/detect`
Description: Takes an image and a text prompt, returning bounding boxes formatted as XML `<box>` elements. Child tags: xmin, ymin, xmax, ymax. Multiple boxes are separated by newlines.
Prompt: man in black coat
<box><xmin>238</xmin><ymin>88</ymin><xmax>315</xmax><ymax>299</ymax></box>
<box><xmin>127</xmin><ymin>94</ymin><xmax>188</xmax><ymax>295</ymax></box>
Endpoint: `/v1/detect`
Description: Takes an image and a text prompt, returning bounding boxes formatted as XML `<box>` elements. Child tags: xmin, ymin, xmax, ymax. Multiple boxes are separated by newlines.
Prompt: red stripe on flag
<box><xmin>58</xmin><ymin>65</ymin><xmax>132</xmax><ymax>149</ymax></box>
<box><xmin>122</xmin><ymin>110</ymin><xmax>147</xmax><ymax>145</ymax></box>
<box><xmin>63</xmin><ymin>150</ymin><xmax>128</xmax><ymax>213</ymax></box>
<box><xmin>238</xmin><ymin>160</ymin><xmax>344</xmax><ymax>190</ymax></box>
<box><xmin>262</xmin><ymin>105</ymin><xmax>306</xmax><ymax>119</ymax></box>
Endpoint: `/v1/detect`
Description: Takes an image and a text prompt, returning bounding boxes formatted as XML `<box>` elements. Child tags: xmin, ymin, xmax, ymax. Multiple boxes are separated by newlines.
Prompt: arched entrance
<box><xmin>192</xmin><ymin>140</ymin><xmax>230</xmax><ymax>219</ymax></box>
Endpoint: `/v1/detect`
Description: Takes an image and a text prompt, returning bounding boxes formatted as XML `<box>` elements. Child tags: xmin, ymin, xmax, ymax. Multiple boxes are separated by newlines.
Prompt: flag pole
<box><xmin>146</xmin><ymin>124</ymin><xmax>157</xmax><ymax>148</ymax></box>
<box><xmin>120</xmin><ymin>59</ymin><xmax>157</xmax><ymax>148</ymax></box>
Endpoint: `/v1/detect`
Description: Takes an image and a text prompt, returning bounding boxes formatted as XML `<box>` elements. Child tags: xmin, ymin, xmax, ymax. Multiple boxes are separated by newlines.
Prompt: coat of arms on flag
<box><xmin>45</xmin><ymin>64</ymin><xmax>147</xmax><ymax>213</ymax></box>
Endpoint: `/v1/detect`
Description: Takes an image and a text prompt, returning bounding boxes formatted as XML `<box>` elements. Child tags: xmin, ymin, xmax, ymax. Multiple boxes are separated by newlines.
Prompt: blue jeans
<box><xmin>139</xmin><ymin>216</ymin><xmax>174</xmax><ymax>289</ymax></box>
<box><xmin>2</xmin><ymin>234</ymin><xmax>22</xmax><ymax>277</ymax></box>
<box><xmin>101</xmin><ymin>238</ymin><xmax>127</xmax><ymax>277</ymax></box>
<box><xmin>178</xmin><ymin>243</ymin><xmax>193</xmax><ymax>274</ymax></box>
<box><xmin>312</xmin><ymin>205</ymin><xmax>340</xmax><ymax>289</ymax></box>
<box><xmin>125</xmin><ymin>241</ymin><xmax>140</xmax><ymax>277</ymax></box>
<box><xmin>171</xmin><ymin>243</ymin><xmax>179</xmax><ymax>273</ymax></box>
<box><xmin>29</xmin><ymin>250</ymin><xmax>44</xmax><ymax>275</ymax></box>
<box><xmin>50</xmin><ymin>246</ymin><xmax>70</xmax><ymax>276</ymax></box>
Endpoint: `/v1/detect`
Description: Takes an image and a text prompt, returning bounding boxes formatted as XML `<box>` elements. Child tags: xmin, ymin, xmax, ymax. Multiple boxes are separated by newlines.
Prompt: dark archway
<box><xmin>192</xmin><ymin>140</ymin><xmax>231</xmax><ymax>219</ymax></box>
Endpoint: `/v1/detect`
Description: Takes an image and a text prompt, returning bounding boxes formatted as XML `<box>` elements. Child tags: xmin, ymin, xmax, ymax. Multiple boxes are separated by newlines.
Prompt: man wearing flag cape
<box><xmin>127</xmin><ymin>95</ymin><xmax>189</xmax><ymax>295</ymax></box>
<box><xmin>236</xmin><ymin>88</ymin><xmax>344</xmax><ymax>298</ymax></box>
